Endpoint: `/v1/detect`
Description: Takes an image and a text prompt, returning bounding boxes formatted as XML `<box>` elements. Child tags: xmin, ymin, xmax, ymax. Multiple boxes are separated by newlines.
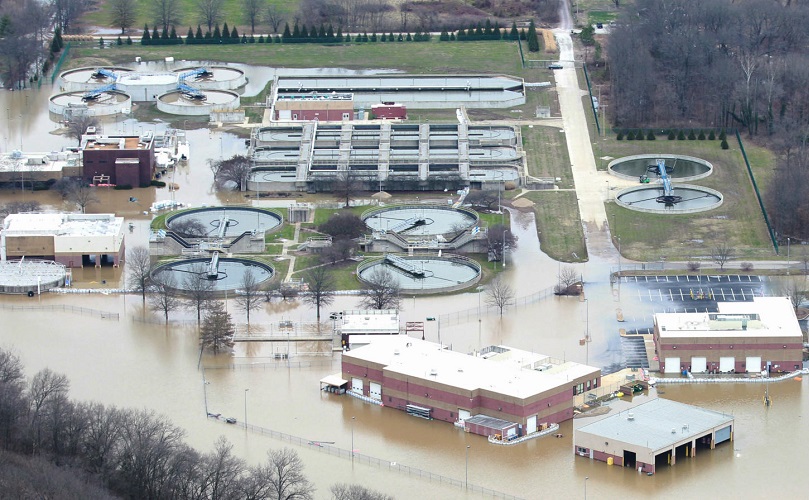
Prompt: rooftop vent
<box><xmin>627</xmin><ymin>413</ymin><xmax>634</xmax><ymax>421</ymax></box>
<box><xmin>429</xmin><ymin>368</ymin><xmax>438</xmax><ymax>376</ymax></box>
<box><xmin>393</xmin><ymin>349</ymin><xmax>400</xmax><ymax>355</ymax></box>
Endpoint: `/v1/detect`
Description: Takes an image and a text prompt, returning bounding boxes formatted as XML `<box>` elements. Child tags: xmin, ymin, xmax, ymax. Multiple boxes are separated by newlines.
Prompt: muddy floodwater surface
<box><xmin>1</xmin><ymin>77</ymin><xmax>808</xmax><ymax>499</ymax></box>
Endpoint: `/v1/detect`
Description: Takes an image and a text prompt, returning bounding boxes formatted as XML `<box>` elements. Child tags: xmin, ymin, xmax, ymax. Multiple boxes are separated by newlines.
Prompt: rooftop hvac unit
<box><xmin>429</xmin><ymin>368</ymin><xmax>438</xmax><ymax>376</ymax></box>
<box><xmin>627</xmin><ymin>413</ymin><xmax>634</xmax><ymax>421</ymax></box>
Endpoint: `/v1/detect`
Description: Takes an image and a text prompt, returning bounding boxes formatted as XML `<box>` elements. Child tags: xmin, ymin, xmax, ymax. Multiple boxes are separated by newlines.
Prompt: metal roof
<box><xmin>576</xmin><ymin>398</ymin><xmax>734</xmax><ymax>452</ymax></box>
<box><xmin>465</xmin><ymin>414</ymin><xmax>515</xmax><ymax>430</ymax></box>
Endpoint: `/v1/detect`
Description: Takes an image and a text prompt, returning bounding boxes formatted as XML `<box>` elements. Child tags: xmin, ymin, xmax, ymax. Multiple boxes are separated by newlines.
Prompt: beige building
<box><xmin>574</xmin><ymin>398</ymin><xmax>734</xmax><ymax>474</ymax></box>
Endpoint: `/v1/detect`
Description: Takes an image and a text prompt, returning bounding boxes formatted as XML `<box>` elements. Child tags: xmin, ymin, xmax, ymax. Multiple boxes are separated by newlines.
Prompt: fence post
<box><xmin>735</xmin><ymin>130</ymin><xmax>778</xmax><ymax>253</ymax></box>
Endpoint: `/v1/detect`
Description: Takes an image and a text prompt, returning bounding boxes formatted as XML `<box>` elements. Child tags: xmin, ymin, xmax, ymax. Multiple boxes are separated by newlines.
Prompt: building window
<box><xmin>576</xmin><ymin>446</ymin><xmax>588</xmax><ymax>454</ymax></box>
<box><xmin>593</xmin><ymin>378</ymin><xmax>598</xmax><ymax>388</ymax></box>
<box><xmin>586</xmin><ymin>380</ymin><xmax>591</xmax><ymax>390</ymax></box>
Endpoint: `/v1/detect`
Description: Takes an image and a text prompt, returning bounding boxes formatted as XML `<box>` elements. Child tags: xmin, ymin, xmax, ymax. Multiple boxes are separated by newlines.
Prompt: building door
<box><xmin>691</xmin><ymin>357</ymin><xmax>707</xmax><ymax>373</ymax></box>
<box><xmin>664</xmin><ymin>357</ymin><xmax>681</xmax><ymax>374</ymax></box>
<box><xmin>279</xmin><ymin>110</ymin><xmax>291</xmax><ymax>120</ymax></box>
<box><xmin>526</xmin><ymin>415</ymin><xmax>537</xmax><ymax>434</ymax></box>
<box><xmin>458</xmin><ymin>409</ymin><xmax>471</xmax><ymax>423</ymax></box>
<box><xmin>623</xmin><ymin>450</ymin><xmax>637</xmax><ymax>468</ymax></box>
<box><xmin>719</xmin><ymin>357</ymin><xmax>735</xmax><ymax>373</ymax></box>
<box><xmin>746</xmin><ymin>356</ymin><xmax>762</xmax><ymax>373</ymax></box>
<box><xmin>342</xmin><ymin>112</ymin><xmax>350</xmax><ymax>120</ymax></box>
<box><xmin>369</xmin><ymin>382</ymin><xmax>382</xmax><ymax>401</ymax></box>
<box><xmin>716</xmin><ymin>425</ymin><xmax>732</xmax><ymax>444</ymax></box>
<box><xmin>351</xmin><ymin>377</ymin><xmax>363</xmax><ymax>393</ymax></box>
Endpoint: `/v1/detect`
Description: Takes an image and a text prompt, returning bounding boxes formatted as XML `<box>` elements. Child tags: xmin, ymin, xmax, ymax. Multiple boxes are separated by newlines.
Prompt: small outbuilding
<box><xmin>574</xmin><ymin>398</ymin><xmax>734</xmax><ymax>474</ymax></box>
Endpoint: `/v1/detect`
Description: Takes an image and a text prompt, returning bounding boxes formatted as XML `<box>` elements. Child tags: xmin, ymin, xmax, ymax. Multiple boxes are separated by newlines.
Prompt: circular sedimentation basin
<box><xmin>357</xmin><ymin>254</ymin><xmax>481</xmax><ymax>294</ymax></box>
<box><xmin>152</xmin><ymin>258</ymin><xmax>274</xmax><ymax>294</ymax></box>
<box><xmin>608</xmin><ymin>154</ymin><xmax>713</xmax><ymax>182</ymax></box>
<box><xmin>49</xmin><ymin>90</ymin><xmax>131</xmax><ymax>117</ymax></box>
<box><xmin>156</xmin><ymin>90</ymin><xmax>240</xmax><ymax>115</ymax></box>
<box><xmin>362</xmin><ymin>205</ymin><xmax>478</xmax><ymax>237</ymax></box>
<box><xmin>166</xmin><ymin>207</ymin><xmax>282</xmax><ymax>238</ymax></box>
<box><xmin>616</xmin><ymin>185</ymin><xmax>723</xmax><ymax>214</ymax></box>
<box><xmin>0</xmin><ymin>260</ymin><xmax>66</xmax><ymax>294</ymax></box>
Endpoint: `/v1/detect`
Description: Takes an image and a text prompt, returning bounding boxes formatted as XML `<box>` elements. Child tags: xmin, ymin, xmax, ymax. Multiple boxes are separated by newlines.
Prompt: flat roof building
<box><xmin>341</xmin><ymin>337</ymin><xmax>600</xmax><ymax>439</ymax></box>
<box><xmin>574</xmin><ymin>398</ymin><xmax>734</xmax><ymax>474</ymax></box>
<box><xmin>0</xmin><ymin>150</ymin><xmax>82</xmax><ymax>185</ymax></box>
<box><xmin>273</xmin><ymin>92</ymin><xmax>355</xmax><ymax>122</ymax></box>
<box><xmin>80</xmin><ymin>132</ymin><xmax>156</xmax><ymax>187</ymax></box>
<box><xmin>1</xmin><ymin>213</ymin><xmax>125</xmax><ymax>268</ymax></box>
<box><xmin>339</xmin><ymin>310</ymin><xmax>400</xmax><ymax>336</ymax></box>
<box><xmin>654</xmin><ymin>297</ymin><xmax>804</xmax><ymax>374</ymax></box>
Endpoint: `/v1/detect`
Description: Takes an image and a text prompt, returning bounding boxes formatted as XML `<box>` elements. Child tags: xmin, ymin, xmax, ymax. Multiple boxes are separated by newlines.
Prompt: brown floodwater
<box><xmin>2</xmin><ymin>81</ymin><xmax>808</xmax><ymax>499</ymax></box>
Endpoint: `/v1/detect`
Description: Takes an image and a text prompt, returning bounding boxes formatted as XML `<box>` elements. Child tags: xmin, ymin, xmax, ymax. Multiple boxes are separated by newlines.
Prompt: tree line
<box><xmin>604</xmin><ymin>0</ymin><xmax>809</xmax><ymax>242</ymax></box>
<box><xmin>0</xmin><ymin>348</ymin><xmax>392</xmax><ymax>499</ymax></box>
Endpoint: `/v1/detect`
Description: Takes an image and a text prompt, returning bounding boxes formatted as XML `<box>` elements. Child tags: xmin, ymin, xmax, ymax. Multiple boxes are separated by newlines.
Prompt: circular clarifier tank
<box><xmin>357</xmin><ymin>254</ymin><xmax>481</xmax><ymax>294</ymax></box>
<box><xmin>173</xmin><ymin>66</ymin><xmax>246</xmax><ymax>90</ymax></box>
<box><xmin>609</xmin><ymin>154</ymin><xmax>713</xmax><ymax>182</ymax></box>
<box><xmin>166</xmin><ymin>207</ymin><xmax>282</xmax><ymax>238</ymax></box>
<box><xmin>616</xmin><ymin>184</ymin><xmax>723</xmax><ymax>214</ymax></box>
<box><xmin>49</xmin><ymin>90</ymin><xmax>132</xmax><ymax>117</ymax></box>
<box><xmin>152</xmin><ymin>258</ymin><xmax>274</xmax><ymax>294</ymax></box>
<box><xmin>58</xmin><ymin>66</ymin><xmax>133</xmax><ymax>91</ymax></box>
<box><xmin>156</xmin><ymin>89</ymin><xmax>241</xmax><ymax>116</ymax></box>
<box><xmin>362</xmin><ymin>205</ymin><xmax>479</xmax><ymax>237</ymax></box>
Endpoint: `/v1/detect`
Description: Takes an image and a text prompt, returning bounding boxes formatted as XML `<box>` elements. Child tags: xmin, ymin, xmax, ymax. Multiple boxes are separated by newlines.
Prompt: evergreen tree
<box><xmin>231</xmin><ymin>26</ymin><xmax>239</xmax><ymax>43</ymax></box>
<box><xmin>54</xmin><ymin>28</ymin><xmax>63</xmax><ymax>50</ymax></box>
<box><xmin>213</xmin><ymin>24</ymin><xmax>221</xmax><ymax>41</ymax></box>
<box><xmin>258</xmin><ymin>34</ymin><xmax>265</xmax><ymax>43</ymax></box>
<box><xmin>647</xmin><ymin>130</ymin><xmax>656</xmax><ymax>140</ymax></box>
<box><xmin>389</xmin><ymin>32</ymin><xmax>395</xmax><ymax>42</ymax></box>
<box><xmin>527</xmin><ymin>21</ymin><xmax>539</xmax><ymax>52</ymax></box>
<box><xmin>300</xmin><ymin>24</ymin><xmax>307</xmax><ymax>39</ymax></box>
<box><xmin>520</xmin><ymin>28</ymin><xmax>526</xmax><ymax>40</ymax></box>
<box><xmin>117</xmin><ymin>36</ymin><xmax>123</xmax><ymax>45</ymax></box>
<box><xmin>406</xmin><ymin>32</ymin><xmax>412</xmax><ymax>41</ymax></box>
<box><xmin>242</xmin><ymin>34</ymin><xmax>248</xmax><ymax>43</ymax></box>
<box><xmin>187</xmin><ymin>27</ymin><xmax>195</xmax><ymax>44</ymax></box>
<box><xmin>337</xmin><ymin>27</ymin><xmax>343</xmax><ymax>40</ymax></box>
<box><xmin>222</xmin><ymin>22</ymin><xmax>230</xmax><ymax>41</ymax></box>
<box><xmin>142</xmin><ymin>25</ymin><xmax>151</xmax><ymax>45</ymax></box>
<box><xmin>290</xmin><ymin>22</ymin><xmax>298</xmax><ymax>39</ymax></box>
<box><xmin>327</xmin><ymin>25</ymin><xmax>334</xmax><ymax>40</ymax></box>
<box><xmin>161</xmin><ymin>26</ymin><xmax>169</xmax><ymax>40</ymax></box>
<box><xmin>196</xmin><ymin>25</ymin><xmax>204</xmax><ymax>42</ymax></box>
<box><xmin>510</xmin><ymin>22</ymin><xmax>519</xmax><ymax>40</ymax></box>
<box><xmin>169</xmin><ymin>26</ymin><xmax>178</xmax><ymax>43</ymax></box>
<box><xmin>99</xmin><ymin>37</ymin><xmax>105</xmax><ymax>48</ymax></box>
<box><xmin>249</xmin><ymin>35</ymin><xmax>255</xmax><ymax>43</ymax></box>
<box><xmin>450</xmin><ymin>33</ymin><xmax>455</xmax><ymax>41</ymax></box>
<box><xmin>126</xmin><ymin>36</ymin><xmax>132</xmax><ymax>45</ymax></box>
<box><xmin>397</xmin><ymin>33</ymin><xmax>403</xmax><ymax>41</ymax></box>
<box><xmin>440</xmin><ymin>29</ymin><xmax>449</xmax><ymax>41</ymax></box>
<box><xmin>153</xmin><ymin>26</ymin><xmax>160</xmax><ymax>42</ymax></box>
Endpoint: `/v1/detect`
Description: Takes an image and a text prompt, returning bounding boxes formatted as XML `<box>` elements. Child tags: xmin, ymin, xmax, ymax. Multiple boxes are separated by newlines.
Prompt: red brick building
<box><xmin>341</xmin><ymin>337</ymin><xmax>600</xmax><ymax>438</ymax></box>
<box><xmin>80</xmin><ymin>134</ymin><xmax>155</xmax><ymax>187</ymax></box>
<box><xmin>371</xmin><ymin>103</ymin><xmax>407</xmax><ymax>120</ymax></box>
<box><xmin>273</xmin><ymin>93</ymin><xmax>354</xmax><ymax>121</ymax></box>
<box><xmin>654</xmin><ymin>297</ymin><xmax>804</xmax><ymax>375</ymax></box>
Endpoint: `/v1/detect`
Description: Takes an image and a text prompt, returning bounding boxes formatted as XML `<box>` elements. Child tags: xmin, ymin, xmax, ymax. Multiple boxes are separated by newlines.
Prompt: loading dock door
<box><xmin>664</xmin><ymin>357</ymin><xmax>681</xmax><ymax>374</ymax></box>
<box><xmin>691</xmin><ymin>357</ymin><xmax>707</xmax><ymax>373</ymax></box>
<box><xmin>278</xmin><ymin>110</ymin><xmax>291</xmax><ymax>120</ymax></box>
<box><xmin>719</xmin><ymin>357</ymin><xmax>735</xmax><ymax>373</ymax></box>
<box><xmin>746</xmin><ymin>356</ymin><xmax>762</xmax><ymax>373</ymax></box>
<box><xmin>369</xmin><ymin>382</ymin><xmax>382</xmax><ymax>400</ymax></box>
<box><xmin>526</xmin><ymin>415</ymin><xmax>537</xmax><ymax>434</ymax></box>
<box><xmin>458</xmin><ymin>409</ymin><xmax>471</xmax><ymax>423</ymax></box>
<box><xmin>351</xmin><ymin>378</ymin><xmax>363</xmax><ymax>393</ymax></box>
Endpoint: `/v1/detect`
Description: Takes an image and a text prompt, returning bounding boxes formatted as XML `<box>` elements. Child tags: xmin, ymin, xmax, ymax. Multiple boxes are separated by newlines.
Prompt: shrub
<box><xmin>740</xmin><ymin>262</ymin><xmax>754</xmax><ymax>271</ymax></box>
<box><xmin>635</xmin><ymin>129</ymin><xmax>644</xmax><ymax>140</ymax></box>
<box><xmin>114</xmin><ymin>184</ymin><xmax>133</xmax><ymax>190</ymax></box>
<box><xmin>720</xmin><ymin>138</ymin><xmax>729</xmax><ymax>149</ymax></box>
<box><xmin>687</xmin><ymin>130</ymin><xmax>697</xmax><ymax>140</ymax></box>
<box><xmin>647</xmin><ymin>130</ymin><xmax>656</xmax><ymax>140</ymax></box>
<box><xmin>708</xmin><ymin>130</ymin><xmax>716</xmax><ymax>140</ymax></box>
<box><xmin>616</xmin><ymin>131</ymin><xmax>624</xmax><ymax>140</ymax></box>
<box><xmin>668</xmin><ymin>130</ymin><xmax>676</xmax><ymax>140</ymax></box>
<box><xmin>718</xmin><ymin>130</ymin><xmax>727</xmax><ymax>140</ymax></box>
<box><xmin>687</xmin><ymin>260</ymin><xmax>701</xmax><ymax>272</ymax></box>
<box><xmin>677</xmin><ymin>130</ymin><xmax>686</xmax><ymax>140</ymax></box>
<box><xmin>151</xmin><ymin>180</ymin><xmax>167</xmax><ymax>187</ymax></box>
<box><xmin>626</xmin><ymin>130</ymin><xmax>635</xmax><ymax>140</ymax></box>
<box><xmin>698</xmin><ymin>131</ymin><xmax>706</xmax><ymax>140</ymax></box>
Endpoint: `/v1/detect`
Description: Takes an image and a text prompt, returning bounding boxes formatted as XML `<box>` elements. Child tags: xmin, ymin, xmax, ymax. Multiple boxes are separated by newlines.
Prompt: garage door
<box><xmin>715</xmin><ymin>425</ymin><xmax>732</xmax><ymax>444</ymax></box>
<box><xmin>351</xmin><ymin>377</ymin><xmax>363</xmax><ymax>393</ymax></box>
<box><xmin>506</xmin><ymin>427</ymin><xmax>517</xmax><ymax>438</ymax></box>
<box><xmin>458</xmin><ymin>409</ymin><xmax>471</xmax><ymax>423</ymax></box>
<box><xmin>526</xmin><ymin>415</ymin><xmax>537</xmax><ymax>434</ymax></box>
<box><xmin>746</xmin><ymin>356</ymin><xmax>762</xmax><ymax>373</ymax></box>
<box><xmin>691</xmin><ymin>357</ymin><xmax>707</xmax><ymax>374</ymax></box>
<box><xmin>664</xmin><ymin>357</ymin><xmax>681</xmax><ymax>374</ymax></box>
<box><xmin>278</xmin><ymin>109</ymin><xmax>291</xmax><ymax>120</ymax></box>
<box><xmin>719</xmin><ymin>357</ymin><xmax>735</xmax><ymax>373</ymax></box>
<box><xmin>369</xmin><ymin>382</ymin><xmax>382</xmax><ymax>401</ymax></box>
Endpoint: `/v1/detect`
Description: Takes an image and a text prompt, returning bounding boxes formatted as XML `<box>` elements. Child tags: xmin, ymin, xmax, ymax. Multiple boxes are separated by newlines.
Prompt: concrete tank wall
<box><xmin>58</xmin><ymin>67</ymin><xmax>133</xmax><ymax>92</ymax></box>
<box><xmin>156</xmin><ymin>91</ymin><xmax>241</xmax><ymax>116</ymax></box>
<box><xmin>49</xmin><ymin>92</ymin><xmax>133</xmax><ymax>117</ymax></box>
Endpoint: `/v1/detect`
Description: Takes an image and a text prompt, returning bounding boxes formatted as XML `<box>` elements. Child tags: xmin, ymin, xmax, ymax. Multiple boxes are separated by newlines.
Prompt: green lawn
<box><xmin>71</xmin><ymin>39</ymin><xmax>524</xmax><ymax>75</ymax></box>
<box><xmin>522</xmin><ymin>125</ymin><xmax>572</xmax><ymax>188</ymax></box>
<box><xmin>600</xmin><ymin>136</ymin><xmax>776</xmax><ymax>261</ymax></box>
<box><xmin>521</xmin><ymin>191</ymin><xmax>588</xmax><ymax>262</ymax></box>
<box><xmin>84</xmin><ymin>0</ymin><xmax>299</xmax><ymax>35</ymax></box>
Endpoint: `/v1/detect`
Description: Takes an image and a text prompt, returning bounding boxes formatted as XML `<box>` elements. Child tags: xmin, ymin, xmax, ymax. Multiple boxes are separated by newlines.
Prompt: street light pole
<box><xmin>787</xmin><ymin>237</ymin><xmax>791</xmax><ymax>275</ymax></box>
<box><xmin>202</xmin><ymin>371</ymin><xmax>210</xmax><ymax>416</ymax></box>
<box><xmin>585</xmin><ymin>298</ymin><xmax>590</xmax><ymax>365</ymax></box>
<box><xmin>585</xmin><ymin>477</ymin><xmax>589</xmax><ymax>500</ymax></box>
<box><xmin>465</xmin><ymin>445</ymin><xmax>471</xmax><ymax>489</ymax></box>
<box><xmin>244</xmin><ymin>389</ymin><xmax>249</xmax><ymax>427</ymax></box>
<box><xmin>502</xmin><ymin>229</ymin><xmax>508</xmax><ymax>269</ymax></box>
<box><xmin>351</xmin><ymin>416</ymin><xmax>356</xmax><ymax>458</ymax></box>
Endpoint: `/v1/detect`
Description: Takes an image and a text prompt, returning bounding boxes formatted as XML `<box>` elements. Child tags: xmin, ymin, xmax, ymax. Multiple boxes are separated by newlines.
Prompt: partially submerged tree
<box><xmin>126</xmin><ymin>246</ymin><xmax>152</xmax><ymax>302</ymax></box>
<box><xmin>486</xmin><ymin>224</ymin><xmax>518</xmax><ymax>262</ymax></box>
<box><xmin>209</xmin><ymin>155</ymin><xmax>252</xmax><ymax>191</ymax></box>
<box><xmin>331</xmin><ymin>483</ymin><xmax>394</xmax><ymax>500</ymax></box>
<box><xmin>170</xmin><ymin>218</ymin><xmax>209</xmax><ymax>238</ymax></box>
<box><xmin>485</xmin><ymin>276</ymin><xmax>515</xmax><ymax>316</ymax></box>
<box><xmin>302</xmin><ymin>266</ymin><xmax>335</xmax><ymax>322</ymax></box>
<box><xmin>183</xmin><ymin>264</ymin><xmax>215</xmax><ymax>323</ymax></box>
<box><xmin>53</xmin><ymin>178</ymin><xmax>99</xmax><ymax>213</ymax></box>
<box><xmin>359</xmin><ymin>268</ymin><xmax>402</xmax><ymax>310</ymax></box>
<box><xmin>555</xmin><ymin>266</ymin><xmax>582</xmax><ymax>295</ymax></box>
<box><xmin>199</xmin><ymin>301</ymin><xmax>235</xmax><ymax>354</ymax></box>
<box><xmin>332</xmin><ymin>171</ymin><xmax>362</xmax><ymax>208</ymax></box>
<box><xmin>66</xmin><ymin>115</ymin><xmax>99</xmax><ymax>146</ymax></box>
<box><xmin>245</xmin><ymin>448</ymin><xmax>314</xmax><ymax>500</ymax></box>
<box><xmin>235</xmin><ymin>268</ymin><xmax>263</xmax><ymax>323</ymax></box>
<box><xmin>148</xmin><ymin>272</ymin><xmax>182</xmax><ymax>323</ymax></box>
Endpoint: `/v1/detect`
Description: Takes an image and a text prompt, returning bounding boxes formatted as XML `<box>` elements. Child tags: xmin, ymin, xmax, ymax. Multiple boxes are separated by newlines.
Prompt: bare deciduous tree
<box><xmin>711</xmin><ymin>243</ymin><xmax>734</xmax><ymax>270</ymax></box>
<box><xmin>171</xmin><ymin>218</ymin><xmax>209</xmax><ymax>238</ymax></box>
<box><xmin>302</xmin><ymin>266</ymin><xmax>336</xmax><ymax>322</ymax></box>
<box><xmin>242</xmin><ymin>0</ymin><xmax>262</xmax><ymax>33</ymax></box>
<box><xmin>127</xmin><ymin>246</ymin><xmax>152</xmax><ymax>302</ymax></box>
<box><xmin>109</xmin><ymin>0</ymin><xmax>137</xmax><ymax>33</ymax></box>
<box><xmin>66</xmin><ymin>115</ymin><xmax>98</xmax><ymax>146</ymax></box>
<box><xmin>781</xmin><ymin>278</ymin><xmax>806</xmax><ymax>310</ymax></box>
<box><xmin>554</xmin><ymin>266</ymin><xmax>581</xmax><ymax>295</ymax></box>
<box><xmin>53</xmin><ymin>178</ymin><xmax>99</xmax><ymax>213</ymax></box>
<box><xmin>264</xmin><ymin>4</ymin><xmax>285</xmax><ymax>33</ymax></box>
<box><xmin>149</xmin><ymin>272</ymin><xmax>182</xmax><ymax>323</ymax></box>
<box><xmin>486</xmin><ymin>224</ymin><xmax>518</xmax><ymax>262</ymax></box>
<box><xmin>235</xmin><ymin>268</ymin><xmax>263</xmax><ymax>323</ymax></box>
<box><xmin>359</xmin><ymin>267</ymin><xmax>401</xmax><ymax>310</ymax></box>
<box><xmin>246</xmin><ymin>448</ymin><xmax>315</xmax><ymax>500</ymax></box>
<box><xmin>183</xmin><ymin>264</ymin><xmax>215</xmax><ymax>323</ymax></box>
<box><xmin>210</xmin><ymin>155</ymin><xmax>253</xmax><ymax>191</ymax></box>
<box><xmin>196</xmin><ymin>0</ymin><xmax>225</xmax><ymax>31</ymax></box>
<box><xmin>331</xmin><ymin>483</ymin><xmax>394</xmax><ymax>500</ymax></box>
<box><xmin>200</xmin><ymin>301</ymin><xmax>236</xmax><ymax>354</ymax></box>
<box><xmin>149</xmin><ymin>0</ymin><xmax>183</xmax><ymax>31</ymax></box>
<box><xmin>485</xmin><ymin>276</ymin><xmax>515</xmax><ymax>316</ymax></box>
<box><xmin>198</xmin><ymin>436</ymin><xmax>245</xmax><ymax>498</ymax></box>
<box><xmin>332</xmin><ymin>170</ymin><xmax>362</xmax><ymax>208</ymax></box>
